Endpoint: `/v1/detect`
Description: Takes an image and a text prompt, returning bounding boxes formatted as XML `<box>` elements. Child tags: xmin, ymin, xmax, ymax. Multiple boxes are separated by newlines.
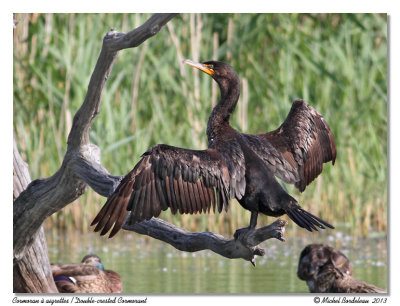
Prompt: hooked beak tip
<box><xmin>183</xmin><ymin>59</ymin><xmax>214</xmax><ymax>76</ymax></box>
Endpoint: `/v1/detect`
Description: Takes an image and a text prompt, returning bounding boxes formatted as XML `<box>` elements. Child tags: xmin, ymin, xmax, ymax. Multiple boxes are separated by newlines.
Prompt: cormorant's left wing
<box><xmin>243</xmin><ymin>99</ymin><xmax>336</xmax><ymax>192</ymax></box>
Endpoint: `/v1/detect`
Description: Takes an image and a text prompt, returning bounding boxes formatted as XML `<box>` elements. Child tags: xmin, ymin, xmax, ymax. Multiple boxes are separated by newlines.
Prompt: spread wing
<box><xmin>243</xmin><ymin>99</ymin><xmax>336</xmax><ymax>192</ymax></box>
<box><xmin>91</xmin><ymin>144</ymin><xmax>234</xmax><ymax>238</ymax></box>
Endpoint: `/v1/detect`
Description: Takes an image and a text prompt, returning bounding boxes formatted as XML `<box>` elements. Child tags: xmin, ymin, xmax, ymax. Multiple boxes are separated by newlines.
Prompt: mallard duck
<box><xmin>297</xmin><ymin>244</ymin><xmax>386</xmax><ymax>293</ymax></box>
<box><xmin>52</xmin><ymin>254</ymin><xmax>122</xmax><ymax>293</ymax></box>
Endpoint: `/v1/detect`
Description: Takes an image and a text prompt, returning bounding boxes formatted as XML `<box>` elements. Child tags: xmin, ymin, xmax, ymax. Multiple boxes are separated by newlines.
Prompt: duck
<box><xmin>51</xmin><ymin>254</ymin><xmax>122</xmax><ymax>293</ymax></box>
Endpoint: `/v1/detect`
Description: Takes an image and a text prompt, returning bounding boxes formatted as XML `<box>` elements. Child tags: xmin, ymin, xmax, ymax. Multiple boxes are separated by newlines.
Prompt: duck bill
<box><xmin>183</xmin><ymin>59</ymin><xmax>214</xmax><ymax>76</ymax></box>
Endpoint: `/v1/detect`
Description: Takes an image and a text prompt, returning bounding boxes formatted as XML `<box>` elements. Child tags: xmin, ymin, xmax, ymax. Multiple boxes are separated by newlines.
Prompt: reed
<box><xmin>13</xmin><ymin>13</ymin><xmax>387</xmax><ymax>238</ymax></box>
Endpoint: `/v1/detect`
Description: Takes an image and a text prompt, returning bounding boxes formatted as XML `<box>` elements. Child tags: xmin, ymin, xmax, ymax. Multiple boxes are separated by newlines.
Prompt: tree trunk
<box><xmin>13</xmin><ymin>13</ymin><xmax>177</xmax><ymax>293</ymax></box>
<box><xmin>13</xmin><ymin>136</ymin><xmax>58</xmax><ymax>293</ymax></box>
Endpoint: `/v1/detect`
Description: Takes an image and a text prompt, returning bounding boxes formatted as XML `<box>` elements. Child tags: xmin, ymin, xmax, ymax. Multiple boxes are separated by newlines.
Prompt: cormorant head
<box><xmin>183</xmin><ymin>60</ymin><xmax>240</xmax><ymax>93</ymax></box>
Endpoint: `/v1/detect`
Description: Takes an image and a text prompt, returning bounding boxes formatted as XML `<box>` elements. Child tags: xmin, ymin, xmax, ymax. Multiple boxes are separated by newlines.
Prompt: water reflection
<box><xmin>46</xmin><ymin>227</ymin><xmax>387</xmax><ymax>293</ymax></box>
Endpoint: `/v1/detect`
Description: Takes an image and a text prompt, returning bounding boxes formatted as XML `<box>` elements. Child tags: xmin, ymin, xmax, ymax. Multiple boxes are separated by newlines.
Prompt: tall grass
<box><xmin>13</xmin><ymin>13</ymin><xmax>387</xmax><ymax>238</ymax></box>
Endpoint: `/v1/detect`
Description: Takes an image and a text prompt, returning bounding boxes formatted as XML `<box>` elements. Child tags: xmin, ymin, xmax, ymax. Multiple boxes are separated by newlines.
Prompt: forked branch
<box><xmin>14</xmin><ymin>13</ymin><xmax>287</xmax><ymax>265</ymax></box>
<box><xmin>124</xmin><ymin>218</ymin><xmax>287</xmax><ymax>265</ymax></box>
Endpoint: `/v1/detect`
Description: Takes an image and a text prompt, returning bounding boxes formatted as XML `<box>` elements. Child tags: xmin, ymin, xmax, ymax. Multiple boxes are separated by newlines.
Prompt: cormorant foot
<box><xmin>234</xmin><ymin>227</ymin><xmax>253</xmax><ymax>240</ymax></box>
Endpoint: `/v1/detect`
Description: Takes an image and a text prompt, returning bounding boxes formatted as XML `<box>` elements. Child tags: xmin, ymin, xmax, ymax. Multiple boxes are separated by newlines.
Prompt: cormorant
<box><xmin>91</xmin><ymin>60</ymin><xmax>336</xmax><ymax>238</ymax></box>
<box><xmin>298</xmin><ymin>244</ymin><xmax>386</xmax><ymax>293</ymax></box>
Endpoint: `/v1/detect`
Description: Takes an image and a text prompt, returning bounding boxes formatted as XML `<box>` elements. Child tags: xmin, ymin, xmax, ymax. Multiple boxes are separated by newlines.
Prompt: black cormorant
<box><xmin>91</xmin><ymin>60</ymin><xmax>336</xmax><ymax>238</ymax></box>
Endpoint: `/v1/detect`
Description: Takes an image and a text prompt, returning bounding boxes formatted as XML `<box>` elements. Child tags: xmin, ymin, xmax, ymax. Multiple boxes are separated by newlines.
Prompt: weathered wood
<box><xmin>67</xmin><ymin>13</ymin><xmax>178</xmax><ymax>148</ymax></box>
<box><xmin>13</xmin><ymin>136</ymin><xmax>58</xmax><ymax>293</ymax></box>
<box><xmin>124</xmin><ymin>218</ymin><xmax>287</xmax><ymax>265</ymax></box>
<box><xmin>14</xmin><ymin>13</ymin><xmax>178</xmax><ymax>260</ymax></box>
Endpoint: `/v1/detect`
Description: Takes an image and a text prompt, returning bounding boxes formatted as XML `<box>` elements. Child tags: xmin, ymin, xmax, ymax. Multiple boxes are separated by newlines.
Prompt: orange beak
<box><xmin>183</xmin><ymin>59</ymin><xmax>215</xmax><ymax>76</ymax></box>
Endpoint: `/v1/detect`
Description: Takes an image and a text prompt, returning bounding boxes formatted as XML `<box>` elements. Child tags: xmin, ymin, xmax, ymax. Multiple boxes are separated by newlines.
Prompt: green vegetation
<box><xmin>13</xmin><ymin>13</ymin><xmax>387</xmax><ymax>237</ymax></box>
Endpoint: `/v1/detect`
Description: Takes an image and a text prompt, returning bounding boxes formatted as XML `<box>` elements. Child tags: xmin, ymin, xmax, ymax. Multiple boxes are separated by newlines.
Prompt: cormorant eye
<box><xmin>208</xmin><ymin>64</ymin><xmax>214</xmax><ymax>69</ymax></box>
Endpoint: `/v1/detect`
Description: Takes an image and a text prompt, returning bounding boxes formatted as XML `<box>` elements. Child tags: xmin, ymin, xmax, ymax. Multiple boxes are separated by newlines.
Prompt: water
<box><xmin>46</xmin><ymin>227</ymin><xmax>387</xmax><ymax>293</ymax></box>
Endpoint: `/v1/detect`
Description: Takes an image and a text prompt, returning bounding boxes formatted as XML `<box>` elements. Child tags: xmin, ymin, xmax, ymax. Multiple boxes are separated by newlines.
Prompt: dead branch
<box><xmin>124</xmin><ymin>218</ymin><xmax>287</xmax><ymax>265</ymax></box>
<box><xmin>14</xmin><ymin>13</ymin><xmax>287</xmax><ymax>269</ymax></box>
<box><xmin>14</xmin><ymin>13</ymin><xmax>177</xmax><ymax>260</ymax></box>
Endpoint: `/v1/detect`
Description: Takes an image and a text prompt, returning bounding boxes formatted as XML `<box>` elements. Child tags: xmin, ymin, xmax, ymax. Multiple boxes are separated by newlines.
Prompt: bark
<box><xmin>13</xmin><ymin>13</ymin><xmax>288</xmax><ymax>292</ymax></box>
<box><xmin>14</xmin><ymin>13</ymin><xmax>178</xmax><ymax>261</ymax></box>
<box><xmin>13</xmin><ymin>136</ymin><xmax>58</xmax><ymax>293</ymax></box>
<box><xmin>124</xmin><ymin>218</ymin><xmax>287</xmax><ymax>266</ymax></box>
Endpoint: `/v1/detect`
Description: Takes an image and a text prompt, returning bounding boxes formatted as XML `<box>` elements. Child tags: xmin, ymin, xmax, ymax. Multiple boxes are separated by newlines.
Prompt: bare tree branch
<box><xmin>14</xmin><ymin>13</ymin><xmax>177</xmax><ymax>260</ymax></box>
<box><xmin>14</xmin><ymin>13</ymin><xmax>287</xmax><ymax>269</ymax></box>
<box><xmin>67</xmin><ymin>13</ymin><xmax>178</xmax><ymax>148</ymax></box>
<box><xmin>124</xmin><ymin>218</ymin><xmax>288</xmax><ymax>265</ymax></box>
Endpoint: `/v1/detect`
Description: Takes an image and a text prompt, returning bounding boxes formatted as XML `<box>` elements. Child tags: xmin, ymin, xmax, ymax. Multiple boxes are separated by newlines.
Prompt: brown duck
<box><xmin>298</xmin><ymin>244</ymin><xmax>386</xmax><ymax>293</ymax></box>
<box><xmin>92</xmin><ymin>60</ymin><xmax>336</xmax><ymax>238</ymax></box>
<box><xmin>52</xmin><ymin>254</ymin><xmax>122</xmax><ymax>293</ymax></box>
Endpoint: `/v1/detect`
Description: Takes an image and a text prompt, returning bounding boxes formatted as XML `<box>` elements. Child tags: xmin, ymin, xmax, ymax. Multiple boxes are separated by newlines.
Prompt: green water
<box><xmin>46</xmin><ymin>228</ymin><xmax>387</xmax><ymax>293</ymax></box>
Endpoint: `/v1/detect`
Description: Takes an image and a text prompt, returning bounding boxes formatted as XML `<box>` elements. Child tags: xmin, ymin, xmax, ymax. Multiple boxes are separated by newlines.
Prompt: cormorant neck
<box><xmin>207</xmin><ymin>77</ymin><xmax>240</xmax><ymax>137</ymax></box>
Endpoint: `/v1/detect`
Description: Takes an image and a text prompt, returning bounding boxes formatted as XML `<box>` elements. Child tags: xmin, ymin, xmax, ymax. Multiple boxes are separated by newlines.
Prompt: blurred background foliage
<box><xmin>13</xmin><ymin>13</ymin><xmax>387</xmax><ymax>238</ymax></box>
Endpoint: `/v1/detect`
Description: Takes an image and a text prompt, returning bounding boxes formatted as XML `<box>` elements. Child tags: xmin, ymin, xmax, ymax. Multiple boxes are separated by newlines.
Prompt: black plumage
<box><xmin>91</xmin><ymin>60</ymin><xmax>336</xmax><ymax>238</ymax></box>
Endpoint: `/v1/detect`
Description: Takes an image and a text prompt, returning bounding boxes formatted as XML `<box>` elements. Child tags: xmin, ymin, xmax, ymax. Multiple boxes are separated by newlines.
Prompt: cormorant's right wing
<box><xmin>91</xmin><ymin>144</ymin><xmax>238</xmax><ymax>238</ymax></box>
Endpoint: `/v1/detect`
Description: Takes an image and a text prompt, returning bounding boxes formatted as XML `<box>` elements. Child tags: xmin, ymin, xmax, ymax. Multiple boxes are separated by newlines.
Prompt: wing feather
<box><xmin>191</xmin><ymin>179</ymin><xmax>202</xmax><ymax>213</ymax></box>
<box><xmin>91</xmin><ymin>144</ymin><xmax>234</xmax><ymax>237</ymax></box>
<box><xmin>195</xmin><ymin>178</ymin><xmax>207</xmax><ymax>213</ymax></box>
<box><xmin>207</xmin><ymin>187</ymin><xmax>216</xmax><ymax>213</ymax></box>
<box><xmin>144</xmin><ymin>172</ymin><xmax>152</xmax><ymax>219</ymax></box>
<box><xmin>182</xmin><ymin>180</ymin><xmax>192</xmax><ymax>214</ymax></box>
<box><xmin>243</xmin><ymin>99</ymin><xmax>336</xmax><ymax>192</ymax></box>
<box><xmin>201</xmin><ymin>179</ymin><xmax>211</xmax><ymax>213</ymax></box>
<box><xmin>185</xmin><ymin>181</ymin><xmax>196</xmax><ymax>214</ymax></box>
<box><xmin>155</xmin><ymin>178</ymin><xmax>168</xmax><ymax>211</ymax></box>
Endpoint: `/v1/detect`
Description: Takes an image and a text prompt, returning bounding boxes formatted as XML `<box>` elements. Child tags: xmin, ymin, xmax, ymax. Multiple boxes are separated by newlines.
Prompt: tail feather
<box><xmin>286</xmin><ymin>206</ymin><xmax>334</xmax><ymax>232</ymax></box>
<box><xmin>293</xmin><ymin>208</ymin><xmax>324</xmax><ymax>230</ymax></box>
<box><xmin>305</xmin><ymin>210</ymin><xmax>335</xmax><ymax>229</ymax></box>
<box><xmin>289</xmin><ymin>209</ymin><xmax>318</xmax><ymax>231</ymax></box>
<box><xmin>286</xmin><ymin>209</ymin><xmax>310</xmax><ymax>231</ymax></box>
